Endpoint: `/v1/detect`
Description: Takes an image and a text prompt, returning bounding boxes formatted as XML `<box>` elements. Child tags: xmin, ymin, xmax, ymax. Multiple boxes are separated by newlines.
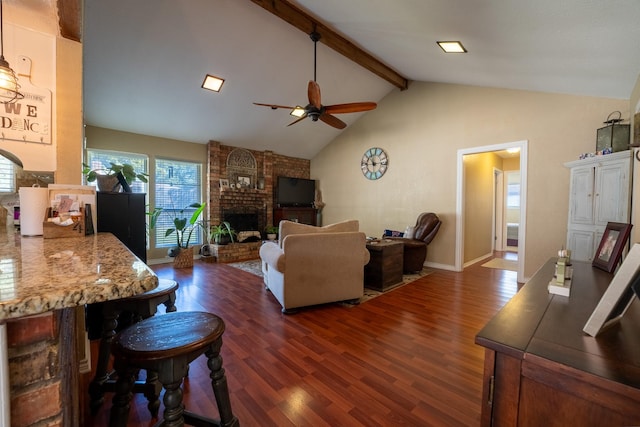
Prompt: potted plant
<box><xmin>149</xmin><ymin>202</ymin><xmax>206</xmax><ymax>268</ymax></box>
<box><xmin>265</xmin><ymin>225</ymin><xmax>278</xmax><ymax>241</ymax></box>
<box><xmin>211</xmin><ymin>221</ymin><xmax>236</xmax><ymax>245</ymax></box>
<box><xmin>82</xmin><ymin>162</ymin><xmax>149</xmax><ymax>192</ymax></box>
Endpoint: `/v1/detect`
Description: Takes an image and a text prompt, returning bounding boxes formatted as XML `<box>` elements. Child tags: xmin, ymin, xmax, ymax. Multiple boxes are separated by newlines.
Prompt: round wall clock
<box><xmin>361</xmin><ymin>147</ymin><xmax>388</xmax><ymax>180</ymax></box>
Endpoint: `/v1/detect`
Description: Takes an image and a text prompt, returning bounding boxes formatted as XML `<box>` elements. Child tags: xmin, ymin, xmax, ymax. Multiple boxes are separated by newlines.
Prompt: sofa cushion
<box><xmin>279</xmin><ymin>219</ymin><xmax>359</xmax><ymax>246</ymax></box>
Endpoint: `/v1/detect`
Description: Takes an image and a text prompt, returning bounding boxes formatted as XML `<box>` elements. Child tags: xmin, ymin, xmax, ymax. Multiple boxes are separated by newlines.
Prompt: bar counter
<box><xmin>0</xmin><ymin>231</ymin><xmax>158</xmax><ymax>426</ymax></box>
<box><xmin>0</xmin><ymin>232</ymin><xmax>158</xmax><ymax>320</ymax></box>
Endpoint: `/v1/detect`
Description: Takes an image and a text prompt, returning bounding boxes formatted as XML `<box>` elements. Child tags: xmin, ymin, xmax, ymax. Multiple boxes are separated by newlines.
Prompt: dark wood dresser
<box><xmin>365</xmin><ymin>240</ymin><xmax>404</xmax><ymax>291</ymax></box>
<box><xmin>273</xmin><ymin>207</ymin><xmax>317</xmax><ymax>226</ymax></box>
<box><xmin>475</xmin><ymin>259</ymin><xmax>640</xmax><ymax>426</ymax></box>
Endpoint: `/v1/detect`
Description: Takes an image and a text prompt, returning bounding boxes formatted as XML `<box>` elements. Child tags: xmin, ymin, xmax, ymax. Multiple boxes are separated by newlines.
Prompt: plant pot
<box><xmin>214</xmin><ymin>235</ymin><xmax>231</xmax><ymax>245</ymax></box>
<box><xmin>173</xmin><ymin>247</ymin><xmax>193</xmax><ymax>268</ymax></box>
<box><xmin>267</xmin><ymin>233</ymin><xmax>277</xmax><ymax>241</ymax></box>
<box><xmin>96</xmin><ymin>174</ymin><xmax>121</xmax><ymax>192</ymax></box>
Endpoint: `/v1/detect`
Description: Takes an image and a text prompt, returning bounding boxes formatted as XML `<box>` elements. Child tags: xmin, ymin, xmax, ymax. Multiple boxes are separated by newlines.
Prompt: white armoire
<box><xmin>564</xmin><ymin>150</ymin><xmax>632</xmax><ymax>262</ymax></box>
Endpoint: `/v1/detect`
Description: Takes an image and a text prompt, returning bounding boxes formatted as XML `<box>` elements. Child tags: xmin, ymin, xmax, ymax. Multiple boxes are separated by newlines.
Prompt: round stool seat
<box><xmin>112</xmin><ymin>311</ymin><xmax>224</xmax><ymax>363</ymax></box>
<box><xmin>125</xmin><ymin>278</ymin><xmax>178</xmax><ymax>302</ymax></box>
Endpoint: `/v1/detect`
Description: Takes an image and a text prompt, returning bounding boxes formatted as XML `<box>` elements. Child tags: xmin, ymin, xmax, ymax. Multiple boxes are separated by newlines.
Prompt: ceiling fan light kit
<box><xmin>254</xmin><ymin>31</ymin><xmax>377</xmax><ymax>129</ymax></box>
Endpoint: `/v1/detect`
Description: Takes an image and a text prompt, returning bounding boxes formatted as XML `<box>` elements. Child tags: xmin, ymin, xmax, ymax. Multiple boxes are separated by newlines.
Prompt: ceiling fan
<box><xmin>254</xmin><ymin>32</ymin><xmax>377</xmax><ymax>130</ymax></box>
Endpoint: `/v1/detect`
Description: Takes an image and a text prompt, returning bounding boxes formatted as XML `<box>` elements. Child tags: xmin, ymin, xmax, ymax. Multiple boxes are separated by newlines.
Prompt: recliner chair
<box><xmin>387</xmin><ymin>212</ymin><xmax>441</xmax><ymax>273</ymax></box>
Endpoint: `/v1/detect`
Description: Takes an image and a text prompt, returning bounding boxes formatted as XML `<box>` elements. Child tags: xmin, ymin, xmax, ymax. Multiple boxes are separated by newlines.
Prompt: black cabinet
<box><xmin>97</xmin><ymin>192</ymin><xmax>147</xmax><ymax>262</ymax></box>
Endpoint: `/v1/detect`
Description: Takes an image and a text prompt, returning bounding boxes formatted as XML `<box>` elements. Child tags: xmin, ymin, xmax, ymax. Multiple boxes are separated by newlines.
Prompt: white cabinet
<box><xmin>564</xmin><ymin>151</ymin><xmax>632</xmax><ymax>261</ymax></box>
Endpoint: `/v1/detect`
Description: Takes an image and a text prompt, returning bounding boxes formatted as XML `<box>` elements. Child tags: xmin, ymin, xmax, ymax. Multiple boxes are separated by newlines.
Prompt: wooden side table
<box><xmin>365</xmin><ymin>240</ymin><xmax>404</xmax><ymax>291</ymax></box>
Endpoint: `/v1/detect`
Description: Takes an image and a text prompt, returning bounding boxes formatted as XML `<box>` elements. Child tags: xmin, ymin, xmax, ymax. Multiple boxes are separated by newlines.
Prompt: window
<box><xmin>506</xmin><ymin>171</ymin><xmax>520</xmax><ymax>208</ymax></box>
<box><xmin>85</xmin><ymin>149</ymin><xmax>148</xmax><ymax>193</ymax></box>
<box><xmin>154</xmin><ymin>159</ymin><xmax>202</xmax><ymax>248</ymax></box>
<box><xmin>0</xmin><ymin>155</ymin><xmax>15</xmax><ymax>193</ymax></box>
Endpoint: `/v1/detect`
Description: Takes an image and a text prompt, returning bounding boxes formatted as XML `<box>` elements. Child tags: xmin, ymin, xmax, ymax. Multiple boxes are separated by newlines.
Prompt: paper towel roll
<box><xmin>19</xmin><ymin>187</ymin><xmax>49</xmax><ymax>236</ymax></box>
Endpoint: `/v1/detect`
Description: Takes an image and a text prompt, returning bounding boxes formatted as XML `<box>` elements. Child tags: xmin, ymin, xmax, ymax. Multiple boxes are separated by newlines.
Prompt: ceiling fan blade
<box><xmin>253</xmin><ymin>102</ymin><xmax>296</xmax><ymax>110</ymax></box>
<box><xmin>308</xmin><ymin>80</ymin><xmax>321</xmax><ymax>109</ymax></box>
<box><xmin>287</xmin><ymin>114</ymin><xmax>308</xmax><ymax>127</ymax></box>
<box><xmin>319</xmin><ymin>113</ymin><xmax>346</xmax><ymax>129</ymax></box>
<box><xmin>324</xmin><ymin>102</ymin><xmax>377</xmax><ymax>114</ymax></box>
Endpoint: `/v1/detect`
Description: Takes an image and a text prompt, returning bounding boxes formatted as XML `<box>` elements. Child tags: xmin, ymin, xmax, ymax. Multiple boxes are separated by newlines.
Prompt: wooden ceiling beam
<box><xmin>57</xmin><ymin>0</ymin><xmax>82</xmax><ymax>42</ymax></box>
<box><xmin>250</xmin><ymin>0</ymin><xmax>409</xmax><ymax>91</ymax></box>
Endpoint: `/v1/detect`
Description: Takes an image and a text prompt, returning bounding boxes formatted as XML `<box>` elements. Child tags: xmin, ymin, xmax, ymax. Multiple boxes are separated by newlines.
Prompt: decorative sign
<box><xmin>0</xmin><ymin>57</ymin><xmax>52</xmax><ymax>145</ymax></box>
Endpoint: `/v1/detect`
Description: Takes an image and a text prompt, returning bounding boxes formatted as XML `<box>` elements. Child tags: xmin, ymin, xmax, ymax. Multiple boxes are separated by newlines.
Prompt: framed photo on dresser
<box><xmin>592</xmin><ymin>222</ymin><xmax>633</xmax><ymax>273</ymax></box>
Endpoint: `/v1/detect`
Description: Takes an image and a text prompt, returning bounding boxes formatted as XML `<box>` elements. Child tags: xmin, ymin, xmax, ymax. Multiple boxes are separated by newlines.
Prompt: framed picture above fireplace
<box><xmin>237</xmin><ymin>176</ymin><xmax>251</xmax><ymax>188</ymax></box>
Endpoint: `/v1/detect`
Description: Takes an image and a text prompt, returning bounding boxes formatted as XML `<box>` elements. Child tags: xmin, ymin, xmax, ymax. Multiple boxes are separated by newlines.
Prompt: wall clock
<box><xmin>361</xmin><ymin>147</ymin><xmax>388</xmax><ymax>180</ymax></box>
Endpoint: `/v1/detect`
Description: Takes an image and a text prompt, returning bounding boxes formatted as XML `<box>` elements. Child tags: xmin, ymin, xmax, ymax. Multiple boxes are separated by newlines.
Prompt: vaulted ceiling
<box><xmin>76</xmin><ymin>1</ymin><xmax>640</xmax><ymax>159</ymax></box>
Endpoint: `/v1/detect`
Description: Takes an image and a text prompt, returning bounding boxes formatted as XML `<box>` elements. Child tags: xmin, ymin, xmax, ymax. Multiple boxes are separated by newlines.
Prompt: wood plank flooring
<box><xmin>82</xmin><ymin>253</ymin><xmax>520</xmax><ymax>426</ymax></box>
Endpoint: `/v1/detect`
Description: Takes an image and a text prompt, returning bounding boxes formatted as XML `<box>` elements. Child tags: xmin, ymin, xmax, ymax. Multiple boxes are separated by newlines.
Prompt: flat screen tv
<box><xmin>276</xmin><ymin>177</ymin><xmax>316</xmax><ymax>207</ymax></box>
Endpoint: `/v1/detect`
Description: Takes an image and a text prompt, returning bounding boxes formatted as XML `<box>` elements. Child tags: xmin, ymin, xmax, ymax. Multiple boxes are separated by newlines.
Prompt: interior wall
<box><xmin>311</xmin><ymin>81</ymin><xmax>628</xmax><ymax>276</ymax></box>
<box><xmin>84</xmin><ymin>126</ymin><xmax>208</xmax><ymax>260</ymax></box>
<box><xmin>630</xmin><ymin>74</ymin><xmax>640</xmax><ymax>244</ymax></box>
<box><xmin>463</xmin><ymin>152</ymin><xmax>502</xmax><ymax>263</ymax></box>
<box><xmin>55</xmin><ymin>36</ymin><xmax>83</xmax><ymax>185</ymax></box>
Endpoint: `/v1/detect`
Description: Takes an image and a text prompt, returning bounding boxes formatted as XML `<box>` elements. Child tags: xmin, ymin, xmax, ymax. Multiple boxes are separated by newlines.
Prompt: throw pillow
<box><xmin>383</xmin><ymin>229</ymin><xmax>404</xmax><ymax>238</ymax></box>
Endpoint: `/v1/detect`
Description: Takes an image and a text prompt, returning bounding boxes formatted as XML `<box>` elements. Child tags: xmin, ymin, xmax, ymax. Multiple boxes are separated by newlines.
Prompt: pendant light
<box><xmin>0</xmin><ymin>0</ymin><xmax>23</xmax><ymax>104</ymax></box>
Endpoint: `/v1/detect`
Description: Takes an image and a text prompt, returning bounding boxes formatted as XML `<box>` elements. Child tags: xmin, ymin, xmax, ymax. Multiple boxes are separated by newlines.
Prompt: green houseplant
<box><xmin>82</xmin><ymin>162</ymin><xmax>149</xmax><ymax>192</ymax></box>
<box><xmin>265</xmin><ymin>225</ymin><xmax>278</xmax><ymax>240</ymax></box>
<box><xmin>149</xmin><ymin>202</ymin><xmax>206</xmax><ymax>267</ymax></box>
<box><xmin>211</xmin><ymin>221</ymin><xmax>236</xmax><ymax>245</ymax></box>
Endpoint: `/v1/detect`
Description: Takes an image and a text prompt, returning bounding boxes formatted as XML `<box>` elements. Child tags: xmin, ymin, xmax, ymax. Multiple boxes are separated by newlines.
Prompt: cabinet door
<box><xmin>567</xmin><ymin>229</ymin><xmax>595</xmax><ymax>262</ymax></box>
<box><xmin>568</xmin><ymin>166</ymin><xmax>594</xmax><ymax>225</ymax></box>
<box><xmin>594</xmin><ymin>159</ymin><xmax>630</xmax><ymax>226</ymax></box>
<box><xmin>97</xmin><ymin>193</ymin><xmax>147</xmax><ymax>262</ymax></box>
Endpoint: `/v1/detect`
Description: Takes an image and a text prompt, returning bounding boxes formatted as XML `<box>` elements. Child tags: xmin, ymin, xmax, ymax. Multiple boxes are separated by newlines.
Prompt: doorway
<box><xmin>455</xmin><ymin>141</ymin><xmax>528</xmax><ymax>283</ymax></box>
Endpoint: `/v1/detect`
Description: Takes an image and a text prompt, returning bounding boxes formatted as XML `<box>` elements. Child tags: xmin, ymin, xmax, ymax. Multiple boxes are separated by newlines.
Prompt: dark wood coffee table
<box><xmin>365</xmin><ymin>240</ymin><xmax>404</xmax><ymax>291</ymax></box>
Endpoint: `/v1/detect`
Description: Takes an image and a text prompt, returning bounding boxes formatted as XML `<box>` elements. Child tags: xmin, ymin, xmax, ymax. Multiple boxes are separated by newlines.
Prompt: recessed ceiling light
<box><xmin>202</xmin><ymin>74</ymin><xmax>225</xmax><ymax>92</ymax></box>
<box><xmin>507</xmin><ymin>148</ymin><xmax>521</xmax><ymax>154</ymax></box>
<box><xmin>437</xmin><ymin>41</ymin><xmax>467</xmax><ymax>53</ymax></box>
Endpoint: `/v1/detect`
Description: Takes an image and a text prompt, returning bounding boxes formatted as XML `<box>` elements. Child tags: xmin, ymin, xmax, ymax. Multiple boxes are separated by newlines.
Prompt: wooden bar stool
<box><xmin>88</xmin><ymin>278</ymin><xmax>179</xmax><ymax>416</ymax></box>
<box><xmin>109</xmin><ymin>311</ymin><xmax>239</xmax><ymax>427</ymax></box>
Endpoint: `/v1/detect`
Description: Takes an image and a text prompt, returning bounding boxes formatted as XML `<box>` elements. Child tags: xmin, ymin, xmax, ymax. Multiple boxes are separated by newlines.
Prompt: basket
<box><xmin>173</xmin><ymin>247</ymin><xmax>194</xmax><ymax>268</ymax></box>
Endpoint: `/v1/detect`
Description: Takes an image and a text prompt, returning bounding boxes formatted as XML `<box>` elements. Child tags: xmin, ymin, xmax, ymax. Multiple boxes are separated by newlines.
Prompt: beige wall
<box><xmin>84</xmin><ymin>125</ymin><xmax>208</xmax><ymax>260</ymax></box>
<box><xmin>463</xmin><ymin>152</ymin><xmax>502</xmax><ymax>263</ymax></box>
<box><xmin>630</xmin><ymin>75</ymin><xmax>640</xmax><ymax>244</ymax></box>
<box><xmin>56</xmin><ymin>37</ymin><xmax>83</xmax><ymax>185</ymax></box>
<box><xmin>311</xmin><ymin>82</ymin><xmax>628</xmax><ymax>277</ymax></box>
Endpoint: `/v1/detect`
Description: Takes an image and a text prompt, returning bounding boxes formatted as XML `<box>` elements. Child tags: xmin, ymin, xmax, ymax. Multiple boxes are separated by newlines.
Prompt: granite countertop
<box><xmin>0</xmin><ymin>232</ymin><xmax>158</xmax><ymax>320</ymax></box>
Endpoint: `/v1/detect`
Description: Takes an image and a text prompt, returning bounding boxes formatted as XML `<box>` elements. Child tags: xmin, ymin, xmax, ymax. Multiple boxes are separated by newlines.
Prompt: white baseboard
<box><xmin>463</xmin><ymin>252</ymin><xmax>493</xmax><ymax>269</ymax></box>
<box><xmin>424</xmin><ymin>261</ymin><xmax>457</xmax><ymax>271</ymax></box>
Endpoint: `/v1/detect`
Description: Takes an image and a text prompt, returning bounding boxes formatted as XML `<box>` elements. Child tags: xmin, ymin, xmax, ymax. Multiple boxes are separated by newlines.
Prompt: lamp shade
<box><xmin>0</xmin><ymin>56</ymin><xmax>22</xmax><ymax>103</ymax></box>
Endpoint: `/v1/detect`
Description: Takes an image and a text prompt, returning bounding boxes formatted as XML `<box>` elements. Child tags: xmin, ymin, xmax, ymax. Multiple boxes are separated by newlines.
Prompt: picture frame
<box><xmin>237</xmin><ymin>176</ymin><xmax>251</xmax><ymax>188</ymax></box>
<box><xmin>584</xmin><ymin>243</ymin><xmax>640</xmax><ymax>336</ymax></box>
<box><xmin>219</xmin><ymin>179</ymin><xmax>229</xmax><ymax>189</ymax></box>
<box><xmin>592</xmin><ymin>222</ymin><xmax>633</xmax><ymax>273</ymax></box>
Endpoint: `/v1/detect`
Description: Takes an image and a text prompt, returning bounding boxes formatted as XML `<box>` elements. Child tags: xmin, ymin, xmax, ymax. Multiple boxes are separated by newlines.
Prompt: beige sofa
<box><xmin>259</xmin><ymin>220</ymin><xmax>370</xmax><ymax>313</ymax></box>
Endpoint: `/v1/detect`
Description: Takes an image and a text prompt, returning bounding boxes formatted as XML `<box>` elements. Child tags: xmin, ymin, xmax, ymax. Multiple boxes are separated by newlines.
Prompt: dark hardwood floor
<box><xmin>82</xmin><ymin>252</ymin><xmax>519</xmax><ymax>426</ymax></box>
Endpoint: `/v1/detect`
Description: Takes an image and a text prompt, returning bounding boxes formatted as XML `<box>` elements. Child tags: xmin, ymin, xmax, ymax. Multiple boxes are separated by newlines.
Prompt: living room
<box><xmin>2</xmin><ymin>1</ymin><xmax>640</xmax><ymax>426</ymax></box>
<box><xmin>76</xmin><ymin>2</ymin><xmax>639</xmax><ymax>281</ymax></box>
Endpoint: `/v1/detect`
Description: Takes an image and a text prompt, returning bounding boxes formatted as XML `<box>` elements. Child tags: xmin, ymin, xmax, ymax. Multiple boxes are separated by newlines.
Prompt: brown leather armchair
<box><xmin>387</xmin><ymin>212</ymin><xmax>441</xmax><ymax>273</ymax></box>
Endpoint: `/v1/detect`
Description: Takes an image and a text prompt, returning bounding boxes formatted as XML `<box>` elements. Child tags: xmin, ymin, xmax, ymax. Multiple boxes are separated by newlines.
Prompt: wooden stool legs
<box><xmin>206</xmin><ymin>340</ymin><xmax>236</xmax><ymax>427</ymax></box>
<box><xmin>109</xmin><ymin>311</ymin><xmax>239</xmax><ymax>427</ymax></box>
<box><xmin>89</xmin><ymin>279</ymin><xmax>179</xmax><ymax>416</ymax></box>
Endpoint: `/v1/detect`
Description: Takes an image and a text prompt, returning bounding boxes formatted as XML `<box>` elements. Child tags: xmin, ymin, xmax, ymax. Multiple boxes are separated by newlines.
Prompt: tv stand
<box><xmin>274</xmin><ymin>207</ymin><xmax>317</xmax><ymax>226</ymax></box>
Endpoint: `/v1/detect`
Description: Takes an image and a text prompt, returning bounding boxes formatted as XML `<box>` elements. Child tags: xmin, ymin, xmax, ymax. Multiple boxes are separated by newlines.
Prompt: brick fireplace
<box><xmin>206</xmin><ymin>141</ymin><xmax>311</xmax><ymax>263</ymax></box>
